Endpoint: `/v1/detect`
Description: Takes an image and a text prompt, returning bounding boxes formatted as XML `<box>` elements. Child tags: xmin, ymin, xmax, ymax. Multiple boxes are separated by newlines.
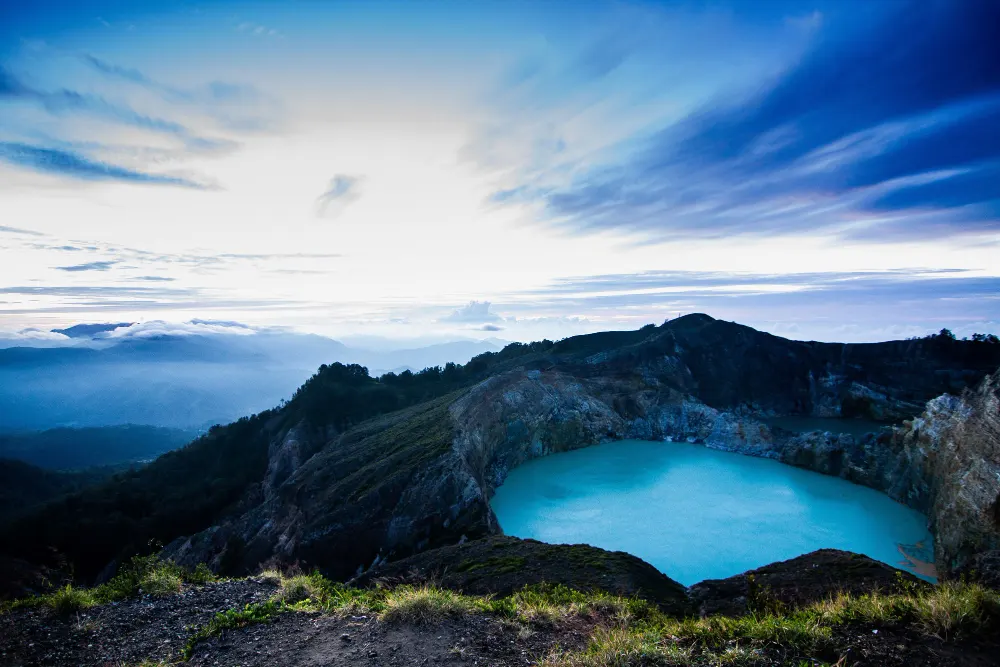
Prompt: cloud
<box><xmin>477</xmin><ymin>323</ymin><xmax>504</xmax><ymax>332</ymax></box>
<box><xmin>506</xmin><ymin>269</ymin><xmax>1000</xmax><ymax>331</ymax></box>
<box><xmin>83</xmin><ymin>54</ymin><xmax>265</xmax><ymax>111</ymax></box>
<box><xmin>1</xmin><ymin>65</ymin><xmax>236</xmax><ymax>151</ymax></box>
<box><xmin>134</xmin><ymin>275</ymin><xmax>175</xmax><ymax>282</ymax></box>
<box><xmin>0</xmin><ymin>225</ymin><xmax>44</xmax><ymax>236</ymax></box>
<box><xmin>236</xmin><ymin>22</ymin><xmax>282</xmax><ymax>38</ymax></box>
<box><xmin>0</xmin><ymin>328</ymin><xmax>73</xmax><ymax>349</ymax></box>
<box><xmin>315</xmin><ymin>175</ymin><xmax>364</xmax><ymax>218</ymax></box>
<box><xmin>81</xmin><ymin>54</ymin><xmax>151</xmax><ymax>87</ymax></box>
<box><xmin>98</xmin><ymin>319</ymin><xmax>257</xmax><ymax>339</ymax></box>
<box><xmin>0</xmin><ymin>142</ymin><xmax>210</xmax><ymax>188</ymax></box>
<box><xmin>442</xmin><ymin>301</ymin><xmax>502</xmax><ymax>323</ymax></box>
<box><xmin>0</xmin><ymin>285</ymin><xmax>190</xmax><ymax>297</ymax></box>
<box><xmin>495</xmin><ymin>0</ymin><xmax>1000</xmax><ymax>242</ymax></box>
<box><xmin>55</xmin><ymin>260</ymin><xmax>117</xmax><ymax>272</ymax></box>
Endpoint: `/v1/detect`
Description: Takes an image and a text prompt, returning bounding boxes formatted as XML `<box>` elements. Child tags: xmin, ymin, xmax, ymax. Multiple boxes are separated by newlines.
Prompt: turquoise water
<box><xmin>491</xmin><ymin>440</ymin><xmax>934</xmax><ymax>586</ymax></box>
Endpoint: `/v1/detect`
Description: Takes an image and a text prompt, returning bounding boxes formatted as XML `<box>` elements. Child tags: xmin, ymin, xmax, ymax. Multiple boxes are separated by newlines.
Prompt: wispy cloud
<box><xmin>0</xmin><ymin>225</ymin><xmax>44</xmax><ymax>236</ymax></box>
<box><xmin>81</xmin><ymin>54</ymin><xmax>272</xmax><ymax>131</ymax></box>
<box><xmin>315</xmin><ymin>175</ymin><xmax>364</xmax><ymax>219</ymax></box>
<box><xmin>0</xmin><ymin>142</ymin><xmax>211</xmax><ymax>188</ymax></box>
<box><xmin>236</xmin><ymin>22</ymin><xmax>283</xmax><ymax>38</ymax></box>
<box><xmin>491</xmin><ymin>1</ymin><xmax>1000</xmax><ymax>242</ymax></box>
<box><xmin>0</xmin><ymin>66</ymin><xmax>227</xmax><ymax>149</ymax></box>
<box><xmin>55</xmin><ymin>260</ymin><xmax>118</xmax><ymax>272</ymax></box>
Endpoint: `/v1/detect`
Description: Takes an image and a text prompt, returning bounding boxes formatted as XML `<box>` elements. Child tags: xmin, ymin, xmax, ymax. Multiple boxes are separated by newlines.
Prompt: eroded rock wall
<box><xmin>448</xmin><ymin>366</ymin><xmax>1000</xmax><ymax>576</ymax></box>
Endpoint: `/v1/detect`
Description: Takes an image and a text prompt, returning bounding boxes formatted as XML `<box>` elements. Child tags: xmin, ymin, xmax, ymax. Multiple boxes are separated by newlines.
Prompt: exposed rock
<box><xmin>159</xmin><ymin>316</ymin><xmax>1000</xmax><ymax>581</ymax></box>
<box><xmin>351</xmin><ymin>536</ymin><xmax>693</xmax><ymax>617</ymax></box>
<box><xmin>688</xmin><ymin>549</ymin><xmax>926</xmax><ymax>617</ymax></box>
<box><xmin>883</xmin><ymin>371</ymin><xmax>1000</xmax><ymax>573</ymax></box>
<box><xmin>955</xmin><ymin>550</ymin><xmax>1000</xmax><ymax>590</ymax></box>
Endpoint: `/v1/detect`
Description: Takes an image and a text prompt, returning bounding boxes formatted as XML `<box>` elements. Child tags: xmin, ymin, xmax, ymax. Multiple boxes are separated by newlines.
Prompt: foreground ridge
<box><xmin>2</xmin><ymin>544</ymin><xmax>999</xmax><ymax>666</ymax></box>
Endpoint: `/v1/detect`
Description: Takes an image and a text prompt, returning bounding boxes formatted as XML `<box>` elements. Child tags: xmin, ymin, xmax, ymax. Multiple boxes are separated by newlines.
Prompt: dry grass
<box><xmin>380</xmin><ymin>585</ymin><xmax>479</xmax><ymax>625</ymax></box>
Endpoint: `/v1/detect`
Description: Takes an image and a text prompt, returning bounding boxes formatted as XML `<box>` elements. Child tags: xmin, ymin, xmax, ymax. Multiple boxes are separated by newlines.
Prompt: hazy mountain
<box><xmin>0</xmin><ymin>323</ymin><xmax>503</xmax><ymax>431</ymax></box>
<box><xmin>51</xmin><ymin>323</ymin><xmax>133</xmax><ymax>339</ymax></box>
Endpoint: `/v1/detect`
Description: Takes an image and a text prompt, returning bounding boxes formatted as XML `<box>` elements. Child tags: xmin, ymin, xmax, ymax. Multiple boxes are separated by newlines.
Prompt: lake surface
<box><xmin>491</xmin><ymin>440</ymin><xmax>934</xmax><ymax>586</ymax></box>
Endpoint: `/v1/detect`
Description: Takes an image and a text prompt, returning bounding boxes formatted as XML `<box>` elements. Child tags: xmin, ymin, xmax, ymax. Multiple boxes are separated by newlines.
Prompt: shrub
<box><xmin>274</xmin><ymin>574</ymin><xmax>324</xmax><ymax>604</ymax></box>
<box><xmin>914</xmin><ymin>581</ymin><xmax>996</xmax><ymax>639</ymax></box>
<box><xmin>141</xmin><ymin>566</ymin><xmax>183</xmax><ymax>596</ymax></box>
<box><xmin>47</xmin><ymin>585</ymin><xmax>95</xmax><ymax>615</ymax></box>
<box><xmin>185</xmin><ymin>562</ymin><xmax>217</xmax><ymax>585</ymax></box>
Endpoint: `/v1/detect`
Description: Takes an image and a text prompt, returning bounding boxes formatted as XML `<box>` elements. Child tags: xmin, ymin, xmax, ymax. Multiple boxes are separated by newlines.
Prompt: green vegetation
<box><xmin>0</xmin><ymin>425</ymin><xmax>196</xmax><ymax>470</ymax></box>
<box><xmin>0</xmin><ymin>350</ymin><xmax>548</xmax><ymax>581</ymax></box>
<box><xmin>46</xmin><ymin>584</ymin><xmax>97</xmax><ymax>615</ymax></box>
<box><xmin>0</xmin><ymin>411</ymin><xmax>279</xmax><ymax>579</ymax></box>
<box><xmin>380</xmin><ymin>585</ymin><xmax>480</xmax><ymax>625</ymax></box>
<box><xmin>0</xmin><ymin>458</ymin><xmax>134</xmax><ymax>522</ymax></box>
<box><xmin>455</xmin><ymin>554</ymin><xmax>527</xmax><ymax>574</ymax></box>
<box><xmin>6</xmin><ymin>561</ymin><xmax>998</xmax><ymax>664</ymax></box>
<box><xmin>539</xmin><ymin>582</ymin><xmax>1000</xmax><ymax>666</ymax></box>
<box><xmin>181</xmin><ymin>600</ymin><xmax>285</xmax><ymax>660</ymax></box>
<box><xmin>0</xmin><ymin>554</ymin><xmax>218</xmax><ymax>615</ymax></box>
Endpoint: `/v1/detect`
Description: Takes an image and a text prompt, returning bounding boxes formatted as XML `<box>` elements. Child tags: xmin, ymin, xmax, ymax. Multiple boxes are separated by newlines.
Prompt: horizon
<box><xmin>1</xmin><ymin>312</ymin><xmax>991</xmax><ymax>355</ymax></box>
<box><xmin>2</xmin><ymin>0</ymin><xmax>998</xmax><ymax>345</ymax></box>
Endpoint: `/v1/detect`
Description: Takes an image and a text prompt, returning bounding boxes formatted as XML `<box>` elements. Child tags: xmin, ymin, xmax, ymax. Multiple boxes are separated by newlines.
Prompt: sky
<box><xmin>0</xmin><ymin>0</ymin><xmax>998</xmax><ymax>344</ymax></box>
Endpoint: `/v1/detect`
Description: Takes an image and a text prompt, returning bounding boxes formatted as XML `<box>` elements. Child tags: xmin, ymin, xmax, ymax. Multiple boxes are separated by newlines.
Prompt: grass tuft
<box><xmin>141</xmin><ymin>566</ymin><xmax>184</xmax><ymax>597</ymax></box>
<box><xmin>380</xmin><ymin>585</ymin><xmax>479</xmax><ymax>625</ymax></box>
<box><xmin>47</xmin><ymin>584</ymin><xmax>96</xmax><ymax>615</ymax></box>
<box><xmin>913</xmin><ymin>581</ymin><xmax>996</xmax><ymax>639</ymax></box>
<box><xmin>273</xmin><ymin>573</ymin><xmax>325</xmax><ymax>604</ymax></box>
<box><xmin>182</xmin><ymin>599</ymin><xmax>285</xmax><ymax>660</ymax></box>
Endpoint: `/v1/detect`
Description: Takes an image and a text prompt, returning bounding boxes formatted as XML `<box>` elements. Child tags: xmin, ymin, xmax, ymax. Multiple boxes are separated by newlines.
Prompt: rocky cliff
<box><xmin>156</xmin><ymin>315</ymin><xmax>1000</xmax><ymax>581</ymax></box>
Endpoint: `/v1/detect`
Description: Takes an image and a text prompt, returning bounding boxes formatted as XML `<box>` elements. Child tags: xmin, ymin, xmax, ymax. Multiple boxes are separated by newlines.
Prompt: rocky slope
<box><xmin>4</xmin><ymin>314</ymin><xmax>999</xmax><ymax>589</ymax></box>
<box><xmin>150</xmin><ymin>315</ymin><xmax>1000</xmax><ymax>582</ymax></box>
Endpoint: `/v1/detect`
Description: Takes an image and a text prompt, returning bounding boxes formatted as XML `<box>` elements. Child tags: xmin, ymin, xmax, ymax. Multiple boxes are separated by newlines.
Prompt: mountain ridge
<box><xmin>2</xmin><ymin>314</ymin><xmax>998</xmax><ymax>591</ymax></box>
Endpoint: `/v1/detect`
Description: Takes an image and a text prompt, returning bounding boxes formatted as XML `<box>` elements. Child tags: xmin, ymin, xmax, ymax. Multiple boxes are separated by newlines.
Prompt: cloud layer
<box><xmin>496</xmin><ymin>0</ymin><xmax>1000</xmax><ymax>242</ymax></box>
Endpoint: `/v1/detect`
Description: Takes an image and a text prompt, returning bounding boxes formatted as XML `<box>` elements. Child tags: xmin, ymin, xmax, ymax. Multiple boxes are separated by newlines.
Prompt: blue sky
<box><xmin>0</xmin><ymin>0</ymin><xmax>997</xmax><ymax>343</ymax></box>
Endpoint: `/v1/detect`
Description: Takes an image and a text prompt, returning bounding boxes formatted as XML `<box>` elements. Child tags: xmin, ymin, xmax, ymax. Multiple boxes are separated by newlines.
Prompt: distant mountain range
<box><xmin>0</xmin><ymin>324</ymin><xmax>503</xmax><ymax>432</ymax></box>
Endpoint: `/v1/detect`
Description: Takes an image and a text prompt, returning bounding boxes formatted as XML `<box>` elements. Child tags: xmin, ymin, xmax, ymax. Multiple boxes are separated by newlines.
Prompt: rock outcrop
<box><xmin>687</xmin><ymin>549</ymin><xmax>925</xmax><ymax>617</ymax></box>
<box><xmin>157</xmin><ymin>316</ymin><xmax>1000</xmax><ymax>582</ymax></box>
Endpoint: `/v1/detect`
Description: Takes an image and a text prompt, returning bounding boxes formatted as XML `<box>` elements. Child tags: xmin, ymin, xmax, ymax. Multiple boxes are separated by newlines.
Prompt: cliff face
<box><xmin>161</xmin><ymin>316</ymin><xmax>1000</xmax><ymax>580</ymax></box>
<box><xmin>893</xmin><ymin>371</ymin><xmax>1000</xmax><ymax>572</ymax></box>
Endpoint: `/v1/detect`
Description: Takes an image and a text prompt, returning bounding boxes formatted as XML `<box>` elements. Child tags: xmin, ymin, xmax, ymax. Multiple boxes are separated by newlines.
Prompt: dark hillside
<box><xmin>1</xmin><ymin>316</ymin><xmax>998</xmax><ymax>589</ymax></box>
<box><xmin>0</xmin><ymin>459</ymin><xmax>123</xmax><ymax>522</ymax></box>
<box><xmin>0</xmin><ymin>425</ymin><xmax>195</xmax><ymax>470</ymax></box>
